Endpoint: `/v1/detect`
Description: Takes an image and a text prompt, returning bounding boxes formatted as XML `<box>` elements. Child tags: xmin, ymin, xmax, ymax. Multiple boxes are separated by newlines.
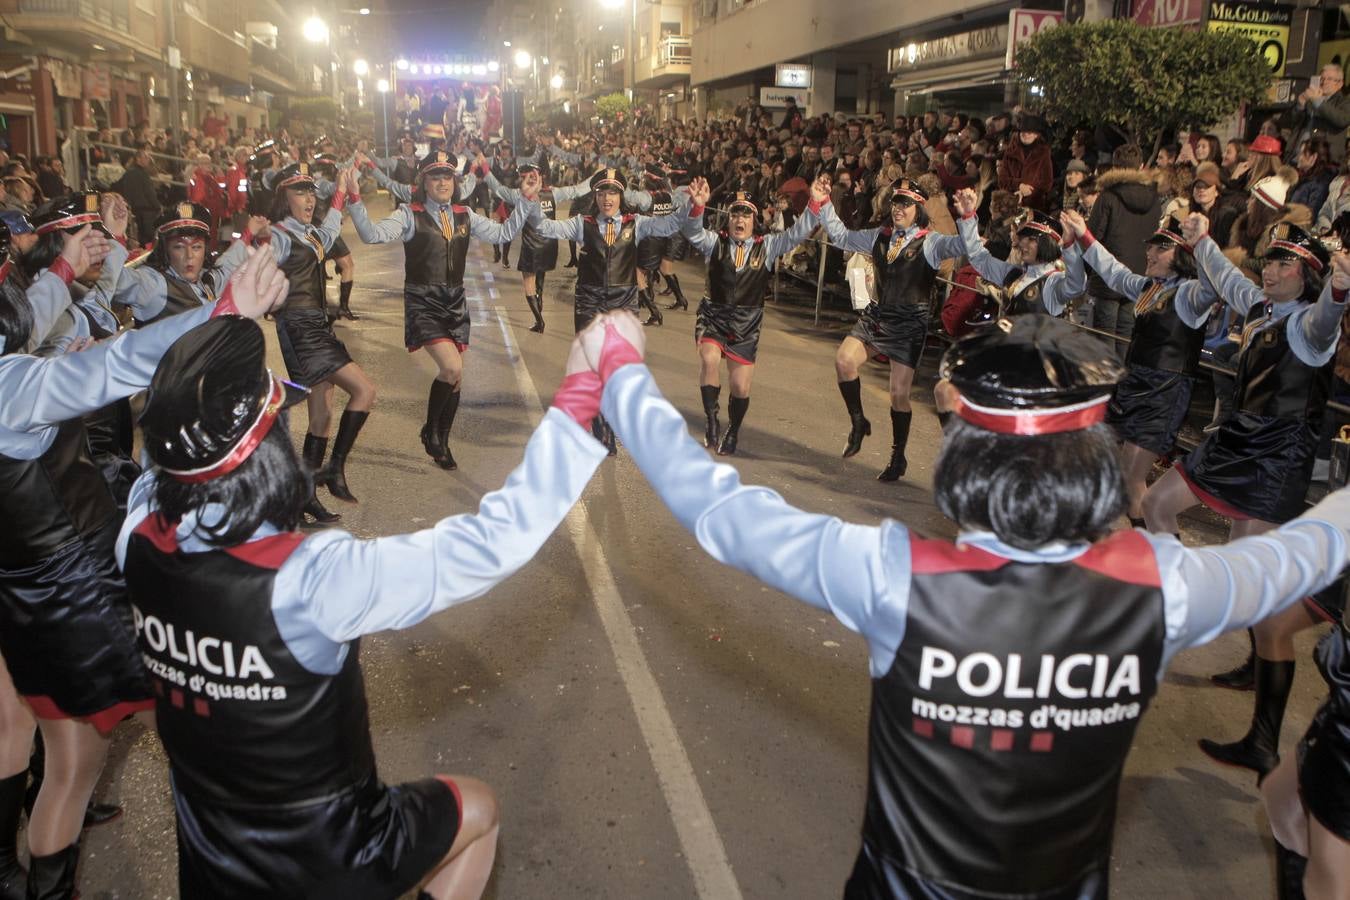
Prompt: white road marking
<box><xmin>486</xmin><ymin>300</ymin><xmax>744</xmax><ymax>900</ymax></box>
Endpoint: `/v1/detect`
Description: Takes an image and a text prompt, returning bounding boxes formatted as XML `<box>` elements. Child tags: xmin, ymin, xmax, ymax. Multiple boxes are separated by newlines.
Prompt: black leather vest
<box><xmin>124</xmin><ymin>518</ymin><xmax>377</xmax><ymax>806</ymax></box>
<box><xmin>1007</xmin><ymin>270</ymin><xmax>1055</xmax><ymax>317</ymax></box>
<box><xmin>137</xmin><ymin>272</ymin><xmax>213</xmax><ymax>328</ymax></box>
<box><xmin>404</xmin><ymin>203</ymin><xmax>470</xmax><ymax>287</ymax></box>
<box><xmin>871</xmin><ymin>229</ymin><xmax>938</xmax><ymax>311</ymax></box>
<box><xmin>578</xmin><ymin>216</ymin><xmax>637</xmax><ymax>289</ymax></box>
<box><xmin>1125</xmin><ymin>283</ymin><xmax>1205</xmax><ymax>374</ymax></box>
<box><xmin>520</xmin><ymin>190</ymin><xmax>558</xmax><ymax>257</ymax></box>
<box><xmin>392</xmin><ymin>157</ymin><xmax>417</xmax><ymax>185</ymax></box>
<box><xmin>0</xmin><ymin>419</ymin><xmax>116</xmax><ymax>567</ymax></box>
<box><xmin>1234</xmin><ymin>307</ymin><xmax>1334</xmax><ymax>421</ymax></box>
<box><xmin>637</xmin><ymin>191</ymin><xmax>674</xmax><ymax>268</ymax></box>
<box><xmin>706</xmin><ymin>235</ymin><xmax>771</xmax><ymax>309</ymax></box>
<box><xmin>277</xmin><ymin>230</ymin><xmax>325</xmax><ymax>312</ymax></box>
<box><xmin>860</xmin><ymin>531</ymin><xmax>1164</xmax><ymax>897</ymax></box>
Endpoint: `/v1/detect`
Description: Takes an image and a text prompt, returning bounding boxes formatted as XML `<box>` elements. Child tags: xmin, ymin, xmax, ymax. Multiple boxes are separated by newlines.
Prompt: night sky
<box><xmin>369</xmin><ymin>0</ymin><xmax>492</xmax><ymax>56</ymax></box>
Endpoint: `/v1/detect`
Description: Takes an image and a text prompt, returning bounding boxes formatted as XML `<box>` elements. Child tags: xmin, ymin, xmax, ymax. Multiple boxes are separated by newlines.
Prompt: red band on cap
<box><xmin>36</xmin><ymin>212</ymin><xmax>101</xmax><ymax>235</ymax></box>
<box><xmin>277</xmin><ymin>175</ymin><xmax>315</xmax><ymax>189</ymax></box>
<box><xmin>158</xmin><ymin>218</ymin><xmax>210</xmax><ymax>234</ymax></box>
<box><xmin>953</xmin><ymin>394</ymin><xmax>1110</xmax><ymax>436</ymax></box>
<box><xmin>893</xmin><ymin>189</ymin><xmax>925</xmax><ymax>204</ymax></box>
<box><xmin>1267</xmin><ymin>239</ymin><xmax>1324</xmax><ymax>272</ymax></box>
<box><xmin>164</xmin><ymin>376</ymin><xmax>285</xmax><ymax>483</ymax></box>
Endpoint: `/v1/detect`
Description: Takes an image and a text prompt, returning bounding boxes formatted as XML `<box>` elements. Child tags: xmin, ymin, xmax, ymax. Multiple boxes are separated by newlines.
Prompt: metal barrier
<box><xmin>70</xmin><ymin>132</ymin><xmax>191</xmax><ymax>189</ymax></box>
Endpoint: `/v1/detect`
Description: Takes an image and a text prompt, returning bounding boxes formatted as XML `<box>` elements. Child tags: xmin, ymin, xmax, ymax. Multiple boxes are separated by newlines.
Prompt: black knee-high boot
<box><xmin>657</xmin><ymin>273</ymin><xmax>673</xmax><ymax>295</ymax></box>
<box><xmin>664</xmin><ymin>274</ymin><xmax>688</xmax><ymax>311</ymax></box>
<box><xmin>700</xmin><ymin>385</ymin><xmax>721</xmax><ymax>449</ymax></box>
<box><xmin>435</xmin><ymin>388</ymin><xmax>461</xmax><ymax>471</ymax></box>
<box><xmin>24</xmin><ymin>843</ymin><xmax>78</xmax><ymax>900</ymax></box>
<box><xmin>421</xmin><ymin>380</ymin><xmax>454</xmax><ymax>467</ymax></box>
<box><xmin>500</xmin><ymin>241</ymin><xmax>511</xmax><ymax>268</ymax></box>
<box><xmin>838</xmin><ymin>379</ymin><xmax>871</xmax><ymax>458</ymax></box>
<box><xmin>321</xmin><ymin>410</ymin><xmax>369</xmax><ymax>503</ymax></box>
<box><xmin>566</xmin><ymin>241</ymin><xmax>578</xmax><ymax>266</ymax></box>
<box><xmin>337</xmin><ymin>280</ymin><xmax>359</xmax><ymax>320</ymax></box>
<box><xmin>640</xmin><ymin>285</ymin><xmax>663</xmax><ymax>326</ymax></box>
<box><xmin>1275</xmin><ymin>842</ymin><xmax>1308</xmax><ymax>900</ymax></box>
<box><xmin>719</xmin><ymin>395</ymin><xmax>749</xmax><ymax>456</ymax></box>
<box><xmin>878</xmin><ymin>410</ymin><xmax>911</xmax><ymax>482</ymax></box>
<box><xmin>591</xmin><ymin>413</ymin><xmax>617</xmax><ymax>456</ymax></box>
<box><xmin>1212</xmin><ymin>628</ymin><xmax>1257</xmax><ymax>691</ymax></box>
<box><xmin>1198</xmin><ymin>657</ymin><xmax>1294</xmax><ymax>778</ymax></box>
<box><xmin>0</xmin><ymin>773</ymin><xmax>25</xmax><ymax>900</ymax></box>
<box><xmin>301</xmin><ymin>435</ymin><xmax>340</xmax><ymax>524</ymax></box>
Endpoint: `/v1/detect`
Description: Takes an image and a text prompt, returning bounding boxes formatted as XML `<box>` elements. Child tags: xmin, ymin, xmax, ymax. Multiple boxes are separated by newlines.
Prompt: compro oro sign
<box><xmin>1207</xmin><ymin>1</ymin><xmax>1293</xmax><ymax>77</ymax></box>
<box><xmin>1006</xmin><ymin>10</ymin><xmax>1064</xmax><ymax>69</ymax></box>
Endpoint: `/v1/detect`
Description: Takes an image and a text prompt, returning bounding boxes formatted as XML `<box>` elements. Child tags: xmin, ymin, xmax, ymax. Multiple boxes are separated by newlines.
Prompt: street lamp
<box><xmin>377</xmin><ymin>78</ymin><xmax>390</xmax><ymax>158</ymax></box>
<box><xmin>514</xmin><ymin>49</ymin><xmax>532</xmax><ymax>70</ymax></box>
<box><xmin>396</xmin><ymin>58</ymin><xmax>409</xmax><ymax>70</ymax></box>
<box><xmin>550</xmin><ymin>73</ymin><xmax>563</xmax><ymax>90</ymax></box>
<box><xmin>302</xmin><ymin>15</ymin><xmax>328</xmax><ymax>43</ymax></box>
<box><xmin>353</xmin><ymin>58</ymin><xmax>369</xmax><ymax>76</ymax></box>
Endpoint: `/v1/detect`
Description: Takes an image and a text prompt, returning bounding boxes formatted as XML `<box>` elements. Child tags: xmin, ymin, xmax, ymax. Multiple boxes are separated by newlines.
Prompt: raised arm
<box><xmin>1290</xmin><ymin>255</ymin><xmax>1350</xmax><ymax>365</ymax></box>
<box><xmin>1078</xmin><ymin>233</ymin><xmax>1150</xmax><ymax>299</ymax></box>
<box><xmin>955</xmin><ymin>213</ymin><xmax>1017</xmax><ymax>283</ymax></box>
<box><xmin>1184</xmin><ymin>213</ymin><xmax>1266</xmax><ymax>316</ymax></box>
<box><xmin>482</xmin><ymin>169</ymin><xmax>522</xmax><ymax>204</ymax></box>
<box><xmin>348</xmin><ymin>199</ymin><xmax>413</xmax><ymax>244</ymax></box>
<box><xmin>1156</xmin><ymin>486</ymin><xmax>1350</xmax><ymax>663</ymax></box>
<box><xmin>597</xmin><ymin>323</ymin><xmax>893</xmax><ymax>643</ymax></box>
<box><xmin>1038</xmin><ymin>244</ymin><xmax>1087</xmax><ymax>317</ymax></box>
<box><xmin>819</xmin><ymin>199</ymin><xmax>884</xmax><ymax>254</ymax></box>
<box><xmin>468</xmin><ymin>201</ymin><xmax>529</xmax><ymax>244</ymax></box>
<box><xmin>763</xmin><ymin>180</ymin><xmax>829</xmax><ymax>263</ymax></box>
<box><xmin>22</xmin><ymin>225</ymin><xmax>110</xmax><ymax>352</ymax></box>
<box><xmin>369</xmin><ymin>166</ymin><xmax>413</xmax><ymax>204</ymax></box>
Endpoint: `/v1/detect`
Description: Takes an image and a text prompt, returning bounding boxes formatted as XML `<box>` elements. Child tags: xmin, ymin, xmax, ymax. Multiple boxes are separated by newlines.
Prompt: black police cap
<box><xmin>140</xmin><ymin>317</ymin><xmax>307</xmax><ymax>482</ymax></box>
<box><xmin>154</xmin><ymin>201</ymin><xmax>212</xmax><ymax>239</ymax></box>
<box><xmin>33</xmin><ymin>192</ymin><xmax>111</xmax><ymax>238</ymax></box>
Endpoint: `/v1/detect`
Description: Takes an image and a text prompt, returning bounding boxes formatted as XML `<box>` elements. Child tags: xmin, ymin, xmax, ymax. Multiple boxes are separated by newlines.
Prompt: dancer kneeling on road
<box><xmin>581</xmin><ymin>309</ymin><xmax>1350</xmax><ymax>900</ymax></box>
<box><xmin>116</xmin><ymin>311</ymin><xmax>614</xmax><ymax>899</ymax></box>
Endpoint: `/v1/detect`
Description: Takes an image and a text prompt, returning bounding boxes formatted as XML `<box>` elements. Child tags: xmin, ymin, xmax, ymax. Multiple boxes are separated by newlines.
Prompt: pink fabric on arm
<box><xmin>597</xmin><ymin>323</ymin><xmax>643</xmax><ymax>382</ymax></box>
<box><xmin>552</xmin><ymin>370</ymin><xmax>603</xmax><ymax>427</ymax></box>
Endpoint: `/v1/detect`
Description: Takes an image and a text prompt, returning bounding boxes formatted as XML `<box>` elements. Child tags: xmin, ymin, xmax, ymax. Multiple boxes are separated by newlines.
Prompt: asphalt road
<box><xmin>70</xmin><ymin>198</ymin><xmax>1331</xmax><ymax>899</ymax></box>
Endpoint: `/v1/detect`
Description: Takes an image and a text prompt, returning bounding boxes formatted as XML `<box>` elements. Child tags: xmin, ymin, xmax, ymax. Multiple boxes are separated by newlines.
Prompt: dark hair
<box><xmin>153</xmin><ymin>425</ymin><xmax>307</xmax><ymax>547</ymax></box>
<box><xmin>22</xmin><ymin>232</ymin><xmax>63</xmax><ymax>279</ymax></box>
<box><xmin>1031</xmin><ymin>232</ymin><xmax>1061</xmax><ymax>263</ymax></box>
<box><xmin>934</xmin><ymin>420</ymin><xmax>1125</xmax><ymax>550</ymax></box>
<box><xmin>1112</xmin><ymin>144</ymin><xmax>1143</xmax><ymax>170</ymax></box>
<box><xmin>0</xmin><ymin>276</ymin><xmax>33</xmax><ymax>356</ymax></box>
<box><xmin>1171</xmin><ymin>247</ymin><xmax>1198</xmax><ymax>280</ymax></box>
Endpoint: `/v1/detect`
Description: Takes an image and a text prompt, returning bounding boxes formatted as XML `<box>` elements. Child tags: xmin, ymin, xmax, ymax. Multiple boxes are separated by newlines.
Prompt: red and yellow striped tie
<box><xmin>439</xmin><ymin>208</ymin><xmax>454</xmax><ymax>240</ymax></box>
<box><xmin>734</xmin><ymin>243</ymin><xmax>746</xmax><ymax>268</ymax></box>
<box><xmin>605</xmin><ymin>220</ymin><xmax>616</xmax><ymax>246</ymax></box>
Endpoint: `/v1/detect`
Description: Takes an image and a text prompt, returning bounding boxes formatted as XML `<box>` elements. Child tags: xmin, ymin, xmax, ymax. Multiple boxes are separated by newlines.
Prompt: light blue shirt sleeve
<box><xmin>113</xmin><ymin>265</ymin><xmax>170</xmax><ymax>322</ymax></box>
<box><xmin>1150</xmin><ymin>486</ymin><xmax>1350</xmax><ymax>667</ymax></box>
<box><xmin>21</xmin><ymin>270</ymin><xmax>77</xmax><ymax>354</ymax></box>
<box><xmin>348</xmin><ymin>201</ymin><xmax>415</xmax><ymax>244</ymax></box>
<box><xmin>625</xmin><ymin>189</ymin><xmax>652</xmax><ymax>212</ymax></box>
<box><xmin>527</xmin><ymin>206</ymin><xmax>585</xmax><ymax>242</ymax></box>
<box><xmin>819</xmin><ymin>200</ymin><xmax>884</xmax><ymax>254</ymax></box>
<box><xmin>458</xmin><ymin>172</ymin><xmax>478</xmax><ymax>200</ymax></box>
<box><xmin>1082</xmin><ymin>239</ymin><xmax>1149</xmax><ymax>299</ymax></box>
<box><xmin>634</xmin><ymin>211</ymin><xmax>683</xmax><ymax>242</ymax></box>
<box><xmin>763</xmin><ymin>205</ymin><xmax>820</xmax><ymax>266</ymax></box>
<box><xmin>601</xmin><ymin>364</ymin><xmax>900</xmax><ymax>674</ymax></box>
<box><xmin>1039</xmin><ymin>245</ymin><xmax>1086</xmax><ymax>317</ymax></box>
<box><xmin>1289</xmin><ymin>280</ymin><xmax>1348</xmax><ymax>366</ymax></box>
<box><xmin>468</xmin><ymin>202</ymin><xmax>528</xmax><ymax>244</ymax></box>
<box><xmin>957</xmin><ymin>215</ymin><xmax>1016</xmax><ymax>283</ymax></box>
<box><xmin>0</xmin><ymin>301</ymin><xmax>216</xmax><ymax>434</ymax></box>
<box><xmin>483</xmin><ymin>170</ymin><xmax>520</xmax><ymax>204</ymax></box>
<box><xmin>551</xmin><ymin>180</ymin><xmax>591</xmax><ymax>203</ymax></box>
<box><xmin>1193</xmin><ymin>235</ymin><xmax>1265</xmax><ymax>316</ymax></box>
<box><xmin>275</xmin><ymin>407</ymin><xmax>607</xmax><ymax>650</ymax></box>
<box><xmin>371</xmin><ymin>167</ymin><xmax>413</xmax><ymax>203</ymax></box>
<box><xmin>265</xmin><ymin>225</ymin><xmax>292</xmax><ymax>265</ymax></box>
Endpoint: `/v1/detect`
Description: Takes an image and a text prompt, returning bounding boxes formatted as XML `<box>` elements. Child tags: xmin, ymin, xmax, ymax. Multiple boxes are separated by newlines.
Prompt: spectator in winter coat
<box><xmin>1188</xmin><ymin>163</ymin><xmax>1239</xmax><ymax>251</ymax></box>
<box><xmin>113</xmin><ymin>144</ymin><xmax>162</xmax><ymax>242</ymax></box>
<box><xmin>1316</xmin><ymin>161</ymin><xmax>1350</xmax><ymax>232</ymax></box>
<box><xmin>1284</xmin><ymin>63</ymin><xmax>1350</xmax><ymax>163</ymax></box>
<box><xmin>1288</xmin><ymin>137</ymin><xmax>1336</xmax><ymax>218</ymax></box>
<box><xmin>1083</xmin><ymin>143</ymin><xmax>1162</xmax><ymax>347</ymax></box>
<box><xmin>997</xmin><ymin>114</ymin><xmax>1054</xmax><ymax>211</ymax></box>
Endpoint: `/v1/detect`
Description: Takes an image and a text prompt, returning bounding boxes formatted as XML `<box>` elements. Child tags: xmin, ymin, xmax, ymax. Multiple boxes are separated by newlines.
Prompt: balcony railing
<box><xmin>658</xmin><ymin>35</ymin><xmax>691</xmax><ymax>67</ymax></box>
<box><xmin>19</xmin><ymin>0</ymin><xmax>130</xmax><ymax>30</ymax></box>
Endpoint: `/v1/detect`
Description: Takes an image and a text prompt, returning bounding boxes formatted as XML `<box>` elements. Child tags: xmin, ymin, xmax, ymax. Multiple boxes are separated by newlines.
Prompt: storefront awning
<box><xmin>889</xmin><ymin>55</ymin><xmax>1009</xmax><ymax>94</ymax></box>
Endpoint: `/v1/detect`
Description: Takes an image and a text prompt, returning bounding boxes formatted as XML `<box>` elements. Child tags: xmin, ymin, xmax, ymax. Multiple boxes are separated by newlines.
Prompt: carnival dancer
<box><xmin>116</xmin><ymin>314</ymin><xmax>611</xmax><ymax>900</ymax></box>
<box><xmin>680</xmin><ymin>175</ymin><xmax>828</xmax><ymax>454</ymax></box>
<box><xmin>371</xmin><ymin>132</ymin><xmax>421</xmax><ymax>185</ymax></box>
<box><xmin>349</xmin><ymin>152</ymin><xmax>535</xmax><ymax>471</ymax></box>
<box><xmin>250</xmin><ymin>162</ymin><xmax>376</xmax><ymax>523</ymax></box>
<box><xmin>311</xmin><ymin>152</ymin><xmax>359</xmax><ymax>321</ymax></box>
<box><xmin>951</xmin><ymin>188</ymin><xmax>1085</xmax><ymax>322</ymax></box>
<box><xmin>0</xmin><ymin>247</ymin><xmax>287</xmax><ymax>899</ymax></box>
<box><xmin>819</xmin><ymin>179</ymin><xmax>966</xmax><ymax>480</ymax></box>
<box><xmin>113</xmin><ymin>202</ymin><xmax>244</xmax><ymax>326</ymax></box>
<box><xmin>633</xmin><ymin>164</ymin><xmax>677</xmax><ymax>327</ymax></box>
<box><xmin>1142</xmin><ymin>212</ymin><xmax>1347</xmax><ymax>779</ymax></box>
<box><xmin>1056</xmin><ymin>209</ymin><xmax>1215</xmax><ymax>526</ymax></box>
<box><xmin>523</xmin><ymin>167</ymin><xmax>688</xmax><ymax>453</ymax></box>
<box><xmin>586</xmin><ymin>308</ymin><xmax>1350</xmax><ymax>900</ymax></box>
<box><xmin>658</xmin><ymin>160</ymin><xmax>694</xmax><ymax>313</ymax></box>
<box><xmin>479</xmin><ymin>156</ymin><xmax>591</xmax><ymax>334</ymax></box>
